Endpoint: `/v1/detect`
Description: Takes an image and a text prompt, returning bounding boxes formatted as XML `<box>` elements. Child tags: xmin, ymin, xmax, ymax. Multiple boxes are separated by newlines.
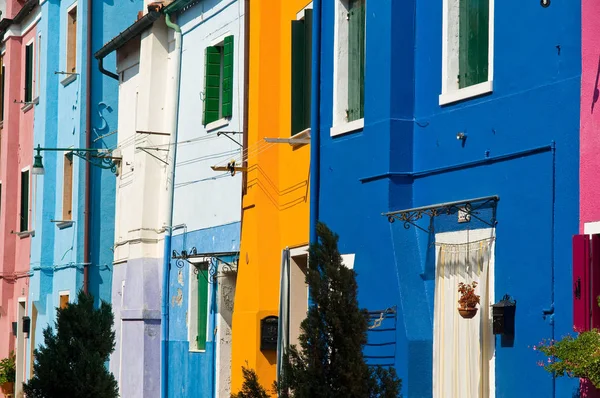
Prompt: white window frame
<box><xmin>439</xmin><ymin>0</ymin><xmax>494</xmax><ymax>106</ymax></box>
<box><xmin>331</xmin><ymin>0</ymin><xmax>365</xmax><ymax>137</ymax></box>
<box><xmin>204</xmin><ymin>34</ymin><xmax>232</xmax><ymax>132</ymax></box>
<box><xmin>18</xmin><ymin>166</ymin><xmax>33</xmax><ymax>236</ymax></box>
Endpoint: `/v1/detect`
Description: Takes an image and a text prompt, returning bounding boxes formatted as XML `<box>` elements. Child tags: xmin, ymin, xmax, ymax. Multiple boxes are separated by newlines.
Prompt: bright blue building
<box><xmin>28</xmin><ymin>0</ymin><xmax>142</xmax><ymax>378</ymax></box>
<box><xmin>314</xmin><ymin>0</ymin><xmax>581</xmax><ymax>396</ymax></box>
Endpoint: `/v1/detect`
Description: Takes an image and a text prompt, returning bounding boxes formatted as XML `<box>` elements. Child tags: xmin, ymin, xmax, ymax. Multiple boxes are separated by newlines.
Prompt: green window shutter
<box><xmin>204</xmin><ymin>46</ymin><xmax>221</xmax><ymax>125</ymax></box>
<box><xmin>347</xmin><ymin>0</ymin><xmax>365</xmax><ymax>122</ymax></box>
<box><xmin>25</xmin><ymin>44</ymin><xmax>33</xmax><ymax>102</ymax></box>
<box><xmin>20</xmin><ymin>170</ymin><xmax>29</xmax><ymax>232</ymax></box>
<box><xmin>291</xmin><ymin>19</ymin><xmax>306</xmax><ymax>135</ymax></box>
<box><xmin>196</xmin><ymin>269</ymin><xmax>208</xmax><ymax>350</ymax></box>
<box><xmin>459</xmin><ymin>0</ymin><xmax>489</xmax><ymax>89</ymax></box>
<box><xmin>303</xmin><ymin>9</ymin><xmax>313</xmax><ymax>132</ymax></box>
<box><xmin>1</xmin><ymin>65</ymin><xmax>5</xmax><ymax>121</ymax></box>
<box><xmin>222</xmin><ymin>35</ymin><xmax>234</xmax><ymax>119</ymax></box>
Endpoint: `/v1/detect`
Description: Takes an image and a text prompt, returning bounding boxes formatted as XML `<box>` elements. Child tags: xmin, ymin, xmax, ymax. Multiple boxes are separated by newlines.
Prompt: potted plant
<box><xmin>0</xmin><ymin>351</ymin><xmax>15</xmax><ymax>395</ymax></box>
<box><xmin>458</xmin><ymin>281</ymin><xmax>480</xmax><ymax>319</ymax></box>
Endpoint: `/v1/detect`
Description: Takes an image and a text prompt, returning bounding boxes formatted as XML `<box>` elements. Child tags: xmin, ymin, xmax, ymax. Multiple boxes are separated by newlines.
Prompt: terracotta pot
<box><xmin>458</xmin><ymin>307</ymin><xmax>478</xmax><ymax>319</ymax></box>
<box><xmin>1</xmin><ymin>381</ymin><xmax>14</xmax><ymax>395</ymax></box>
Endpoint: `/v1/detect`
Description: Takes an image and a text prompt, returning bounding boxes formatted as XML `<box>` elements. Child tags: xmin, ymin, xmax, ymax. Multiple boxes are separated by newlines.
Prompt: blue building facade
<box><xmin>28</xmin><ymin>0</ymin><xmax>142</xmax><ymax>377</ymax></box>
<box><xmin>315</xmin><ymin>0</ymin><xmax>581</xmax><ymax>397</ymax></box>
<box><xmin>165</xmin><ymin>1</ymin><xmax>244</xmax><ymax>396</ymax></box>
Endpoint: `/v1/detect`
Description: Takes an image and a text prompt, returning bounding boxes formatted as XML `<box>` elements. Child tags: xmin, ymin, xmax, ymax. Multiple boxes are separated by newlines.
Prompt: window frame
<box><xmin>291</xmin><ymin>5</ymin><xmax>313</xmax><ymax>137</ymax></box>
<box><xmin>188</xmin><ymin>261</ymin><xmax>211</xmax><ymax>352</ymax></box>
<box><xmin>24</xmin><ymin>41</ymin><xmax>34</xmax><ymax>103</ymax></box>
<box><xmin>331</xmin><ymin>0</ymin><xmax>366</xmax><ymax>137</ymax></box>
<box><xmin>203</xmin><ymin>35</ymin><xmax>234</xmax><ymax>131</ymax></box>
<box><xmin>62</xmin><ymin>152</ymin><xmax>73</xmax><ymax>221</ymax></box>
<box><xmin>20</xmin><ymin>168</ymin><xmax>30</xmax><ymax>233</ymax></box>
<box><xmin>59</xmin><ymin>291</ymin><xmax>70</xmax><ymax>309</ymax></box>
<box><xmin>66</xmin><ymin>3</ymin><xmax>78</xmax><ymax>74</ymax></box>
<box><xmin>439</xmin><ymin>0</ymin><xmax>494</xmax><ymax>106</ymax></box>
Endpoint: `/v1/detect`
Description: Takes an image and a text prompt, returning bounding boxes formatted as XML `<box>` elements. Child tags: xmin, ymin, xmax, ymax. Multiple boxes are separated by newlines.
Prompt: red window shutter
<box><xmin>573</xmin><ymin>234</ymin><xmax>591</xmax><ymax>331</ymax></box>
<box><xmin>592</xmin><ymin>235</ymin><xmax>600</xmax><ymax>329</ymax></box>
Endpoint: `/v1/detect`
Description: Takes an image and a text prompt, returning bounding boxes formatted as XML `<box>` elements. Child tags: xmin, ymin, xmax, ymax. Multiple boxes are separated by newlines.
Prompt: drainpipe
<box><xmin>161</xmin><ymin>12</ymin><xmax>182</xmax><ymax>398</ymax></box>
<box><xmin>309</xmin><ymin>0</ymin><xmax>321</xmax><ymax>245</ymax></box>
<box><xmin>83</xmin><ymin>0</ymin><xmax>93</xmax><ymax>294</ymax></box>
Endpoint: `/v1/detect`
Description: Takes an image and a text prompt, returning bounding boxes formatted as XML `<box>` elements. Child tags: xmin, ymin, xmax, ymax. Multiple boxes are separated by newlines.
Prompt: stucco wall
<box><xmin>317</xmin><ymin>0</ymin><xmax>581</xmax><ymax>397</ymax></box>
<box><xmin>580</xmin><ymin>0</ymin><xmax>600</xmax><ymax>229</ymax></box>
<box><xmin>230</xmin><ymin>0</ymin><xmax>311</xmax><ymax>393</ymax></box>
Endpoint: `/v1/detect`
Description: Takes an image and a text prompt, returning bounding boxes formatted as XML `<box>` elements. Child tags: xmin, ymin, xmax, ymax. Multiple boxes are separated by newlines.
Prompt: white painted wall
<box><xmin>172</xmin><ymin>0</ymin><xmax>244</xmax><ymax>233</ymax></box>
<box><xmin>113</xmin><ymin>20</ymin><xmax>174</xmax><ymax>263</ymax></box>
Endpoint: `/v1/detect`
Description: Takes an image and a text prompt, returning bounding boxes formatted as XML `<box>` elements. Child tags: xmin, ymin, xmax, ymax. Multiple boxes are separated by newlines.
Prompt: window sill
<box><xmin>189</xmin><ymin>348</ymin><xmax>207</xmax><ymax>353</ymax></box>
<box><xmin>205</xmin><ymin>118</ymin><xmax>229</xmax><ymax>132</ymax></box>
<box><xmin>439</xmin><ymin>81</ymin><xmax>493</xmax><ymax>106</ymax></box>
<box><xmin>16</xmin><ymin>230</ymin><xmax>34</xmax><ymax>239</ymax></box>
<box><xmin>21</xmin><ymin>103</ymin><xmax>34</xmax><ymax>113</ymax></box>
<box><xmin>54</xmin><ymin>220</ymin><xmax>74</xmax><ymax>230</ymax></box>
<box><xmin>330</xmin><ymin>118</ymin><xmax>364</xmax><ymax>137</ymax></box>
<box><xmin>61</xmin><ymin>74</ymin><xmax>78</xmax><ymax>87</ymax></box>
<box><xmin>291</xmin><ymin>128</ymin><xmax>311</xmax><ymax>148</ymax></box>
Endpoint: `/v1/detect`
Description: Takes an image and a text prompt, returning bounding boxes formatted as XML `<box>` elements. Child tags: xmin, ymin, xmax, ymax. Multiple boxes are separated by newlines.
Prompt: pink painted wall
<box><xmin>580</xmin><ymin>0</ymin><xmax>600</xmax><ymax>231</ymax></box>
<box><xmin>0</xmin><ymin>11</ymin><xmax>36</xmax><ymax>392</ymax></box>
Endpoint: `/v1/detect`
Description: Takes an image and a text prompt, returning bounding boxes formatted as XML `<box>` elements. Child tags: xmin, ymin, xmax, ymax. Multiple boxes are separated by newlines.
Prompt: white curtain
<box><xmin>433</xmin><ymin>238</ymin><xmax>493</xmax><ymax>398</ymax></box>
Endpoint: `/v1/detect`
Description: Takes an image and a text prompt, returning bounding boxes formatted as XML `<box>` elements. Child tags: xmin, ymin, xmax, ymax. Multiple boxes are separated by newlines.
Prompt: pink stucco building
<box><xmin>0</xmin><ymin>1</ymin><xmax>39</xmax><ymax>396</ymax></box>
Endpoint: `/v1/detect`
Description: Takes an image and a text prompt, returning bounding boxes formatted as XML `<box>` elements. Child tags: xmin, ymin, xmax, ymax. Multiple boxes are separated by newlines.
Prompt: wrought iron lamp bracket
<box><xmin>171</xmin><ymin>248</ymin><xmax>238</xmax><ymax>284</ymax></box>
<box><xmin>384</xmin><ymin>195</ymin><xmax>499</xmax><ymax>233</ymax></box>
<box><xmin>71</xmin><ymin>150</ymin><xmax>120</xmax><ymax>174</ymax></box>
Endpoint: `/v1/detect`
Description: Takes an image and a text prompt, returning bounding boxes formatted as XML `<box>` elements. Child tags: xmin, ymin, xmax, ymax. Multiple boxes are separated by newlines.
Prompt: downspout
<box><xmin>83</xmin><ymin>0</ymin><xmax>92</xmax><ymax>293</ymax></box>
<box><xmin>97</xmin><ymin>58</ymin><xmax>119</xmax><ymax>80</ymax></box>
<box><xmin>309</xmin><ymin>0</ymin><xmax>321</xmax><ymax>245</ymax></box>
<box><xmin>161</xmin><ymin>12</ymin><xmax>182</xmax><ymax>398</ymax></box>
<box><xmin>241</xmin><ymin>0</ymin><xmax>249</xmax><ymax>200</ymax></box>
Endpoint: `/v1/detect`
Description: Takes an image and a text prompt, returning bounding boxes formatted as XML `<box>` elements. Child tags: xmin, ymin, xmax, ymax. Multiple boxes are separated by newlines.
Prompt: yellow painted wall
<box><xmin>230</xmin><ymin>0</ymin><xmax>312</xmax><ymax>393</ymax></box>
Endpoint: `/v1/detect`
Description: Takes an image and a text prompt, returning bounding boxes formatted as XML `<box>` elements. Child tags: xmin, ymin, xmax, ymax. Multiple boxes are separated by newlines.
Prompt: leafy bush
<box><xmin>0</xmin><ymin>351</ymin><xmax>15</xmax><ymax>384</ymax></box>
<box><xmin>535</xmin><ymin>330</ymin><xmax>600</xmax><ymax>388</ymax></box>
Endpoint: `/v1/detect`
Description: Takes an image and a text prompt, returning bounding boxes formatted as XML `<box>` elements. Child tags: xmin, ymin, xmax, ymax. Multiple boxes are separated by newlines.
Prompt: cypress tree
<box><xmin>277</xmin><ymin>222</ymin><xmax>401</xmax><ymax>398</ymax></box>
<box><xmin>23</xmin><ymin>290</ymin><xmax>118</xmax><ymax>398</ymax></box>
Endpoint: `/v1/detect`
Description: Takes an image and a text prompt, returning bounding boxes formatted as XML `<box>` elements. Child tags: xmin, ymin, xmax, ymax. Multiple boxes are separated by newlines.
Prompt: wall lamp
<box><xmin>32</xmin><ymin>144</ymin><xmax>121</xmax><ymax>176</ymax></box>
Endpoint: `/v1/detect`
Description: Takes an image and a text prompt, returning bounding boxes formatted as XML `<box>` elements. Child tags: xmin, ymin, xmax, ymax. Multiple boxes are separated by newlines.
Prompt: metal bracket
<box><xmin>383</xmin><ymin>195</ymin><xmax>499</xmax><ymax>233</ymax></box>
<box><xmin>171</xmin><ymin>248</ymin><xmax>238</xmax><ymax>284</ymax></box>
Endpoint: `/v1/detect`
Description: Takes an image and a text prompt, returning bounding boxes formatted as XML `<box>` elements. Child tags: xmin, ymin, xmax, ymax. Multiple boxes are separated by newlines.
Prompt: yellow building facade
<box><xmin>230</xmin><ymin>0</ymin><xmax>313</xmax><ymax>392</ymax></box>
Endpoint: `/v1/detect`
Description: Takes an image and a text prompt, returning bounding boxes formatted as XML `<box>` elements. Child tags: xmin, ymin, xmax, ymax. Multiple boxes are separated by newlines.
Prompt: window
<box><xmin>63</xmin><ymin>153</ymin><xmax>73</xmax><ymax>220</ymax></box>
<box><xmin>20</xmin><ymin>170</ymin><xmax>29</xmax><ymax>232</ymax></box>
<box><xmin>203</xmin><ymin>35</ymin><xmax>233</xmax><ymax>126</ymax></box>
<box><xmin>67</xmin><ymin>5</ymin><xmax>77</xmax><ymax>73</ymax></box>
<box><xmin>333</xmin><ymin>0</ymin><xmax>365</xmax><ymax>131</ymax></box>
<box><xmin>59</xmin><ymin>292</ymin><xmax>70</xmax><ymax>309</ymax></box>
<box><xmin>189</xmin><ymin>263</ymin><xmax>209</xmax><ymax>351</ymax></box>
<box><xmin>24</xmin><ymin>43</ymin><xmax>33</xmax><ymax>102</ymax></box>
<box><xmin>1</xmin><ymin>62</ymin><xmax>4</xmax><ymax>120</ymax></box>
<box><xmin>291</xmin><ymin>9</ymin><xmax>312</xmax><ymax>136</ymax></box>
<box><xmin>289</xmin><ymin>251</ymin><xmax>308</xmax><ymax>348</ymax></box>
<box><xmin>440</xmin><ymin>0</ymin><xmax>493</xmax><ymax>105</ymax></box>
<box><xmin>37</xmin><ymin>34</ymin><xmax>42</xmax><ymax>97</ymax></box>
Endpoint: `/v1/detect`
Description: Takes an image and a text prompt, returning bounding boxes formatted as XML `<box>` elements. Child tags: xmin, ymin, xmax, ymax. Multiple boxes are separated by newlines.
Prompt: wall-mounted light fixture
<box><xmin>492</xmin><ymin>294</ymin><xmax>516</xmax><ymax>336</ymax></box>
<box><xmin>32</xmin><ymin>144</ymin><xmax>121</xmax><ymax>176</ymax></box>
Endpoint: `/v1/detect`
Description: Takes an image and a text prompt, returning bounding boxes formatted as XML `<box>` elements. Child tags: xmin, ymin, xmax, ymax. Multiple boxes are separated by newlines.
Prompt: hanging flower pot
<box><xmin>458</xmin><ymin>307</ymin><xmax>479</xmax><ymax>319</ymax></box>
<box><xmin>1</xmin><ymin>381</ymin><xmax>14</xmax><ymax>395</ymax></box>
<box><xmin>458</xmin><ymin>281</ymin><xmax>480</xmax><ymax>319</ymax></box>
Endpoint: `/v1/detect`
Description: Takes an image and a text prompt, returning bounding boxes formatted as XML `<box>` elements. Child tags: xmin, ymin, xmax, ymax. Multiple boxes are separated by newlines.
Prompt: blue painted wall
<box><xmin>168</xmin><ymin>223</ymin><xmax>240</xmax><ymax>397</ymax></box>
<box><xmin>28</xmin><ymin>0</ymin><xmax>142</xmax><ymax>377</ymax></box>
<box><xmin>317</xmin><ymin>0</ymin><xmax>581</xmax><ymax>397</ymax></box>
